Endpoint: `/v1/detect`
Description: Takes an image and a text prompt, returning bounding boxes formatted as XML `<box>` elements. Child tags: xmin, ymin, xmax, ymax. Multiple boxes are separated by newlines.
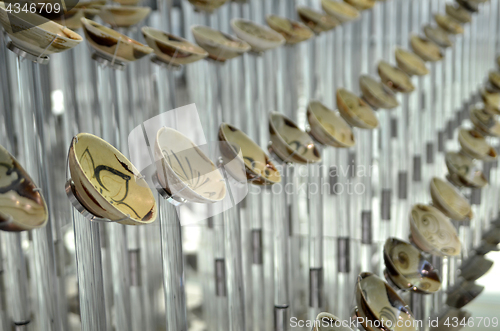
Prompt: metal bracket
<box><xmin>398</xmin><ymin>172</ymin><xmax>408</xmax><ymax>200</ymax></box>
<box><xmin>65</xmin><ymin>179</ymin><xmax>132</xmax><ymax>223</ymax></box>
<box><xmin>214</xmin><ymin>258</ymin><xmax>227</xmax><ymax>297</ymax></box>
<box><xmin>251</xmin><ymin>229</ymin><xmax>263</xmax><ymax>265</ymax></box>
<box><xmin>91</xmin><ymin>52</ymin><xmax>125</xmax><ymax>71</ymax></box>
<box><xmin>337</xmin><ymin>237</ymin><xmax>350</xmax><ymax>273</ymax></box>
<box><xmin>274</xmin><ymin>305</ymin><xmax>289</xmax><ymax>331</ymax></box>
<box><xmin>151</xmin><ymin>56</ymin><xmax>183</xmax><ymax>71</ymax></box>
<box><xmin>381</xmin><ymin>189</ymin><xmax>391</xmax><ymax>221</ymax></box>
<box><xmin>309</xmin><ymin>268</ymin><xmax>323</xmax><ymax>308</ymax></box>
<box><xmin>129</xmin><ymin>249</ymin><xmax>141</xmax><ymax>287</ymax></box>
<box><xmin>361</xmin><ymin>211</ymin><xmax>372</xmax><ymax>245</ymax></box>
<box><xmin>7</xmin><ymin>42</ymin><xmax>49</xmax><ymax>65</ymax></box>
<box><xmin>413</xmin><ymin>155</ymin><xmax>422</xmax><ymax>182</ymax></box>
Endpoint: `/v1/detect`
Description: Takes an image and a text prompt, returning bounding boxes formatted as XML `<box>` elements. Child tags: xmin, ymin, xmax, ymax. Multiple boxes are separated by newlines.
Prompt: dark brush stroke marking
<box><xmin>81</xmin><ymin>148</ymin><xmax>142</xmax><ymax>219</ymax></box>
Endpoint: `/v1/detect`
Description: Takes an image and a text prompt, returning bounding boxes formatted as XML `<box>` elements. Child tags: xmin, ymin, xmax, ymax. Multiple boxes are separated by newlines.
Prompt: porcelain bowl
<box><xmin>469</xmin><ymin>105</ymin><xmax>500</xmax><ymax>137</ymax></box>
<box><xmin>336</xmin><ymin>88</ymin><xmax>379</xmax><ymax>129</ymax></box>
<box><xmin>356</xmin><ymin>272</ymin><xmax>417</xmax><ymax>331</ymax></box>
<box><xmin>459</xmin><ymin>255</ymin><xmax>494</xmax><ymax>281</ymax></box>
<box><xmin>458</xmin><ymin>128</ymin><xmax>497</xmax><ymax>161</ymax></box>
<box><xmin>395</xmin><ymin>48</ymin><xmax>429</xmax><ymax>76</ymax></box>
<box><xmin>297</xmin><ymin>6</ymin><xmax>339</xmax><ymax>34</ymax></box>
<box><xmin>68</xmin><ymin>133</ymin><xmax>157</xmax><ymax>225</ymax></box>
<box><xmin>312</xmin><ymin>312</ymin><xmax>355</xmax><ymax>331</ymax></box>
<box><xmin>435</xmin><ymin>14</ymin><xmax>464</xmax><ymax>34</ymax></box>
<box><xmin>0</xmin><ymin>144</ymin><xmax>48</xmax><ymax>231</ymax></box>
<box><xmin>384</xmin><ymin>238</ymin><xmax>442</xmax><ymax>294</ymax></box>
<box><xmin>307</xmin><ymin>100</ymin><xmax>356</xmax><ymax>148</ymax></box>
<box><xmin>192</xmin><ymin>25</ymin><xmax>250</xmax><ymax>61</ymax></box>
<box><xmin>218</xmin><ymin>123</ymin><xmax>281</xmax><ymax>185</ymax></box>
<box><xmin>38</xmin><ymin>7</ymin><xmax>85</xmax><ymax>30</ymax></box>
<box><xmin>456</xmin><ymin>0</ymin><xmax>479</xmax><ymax>12</ymax></box>
<box><xmin>113</xmin><ymin>0</ymin><xmax>142</xmax><ymax>5</ymax></box>
<box><xmin>230</xmin><ymin>18</ymin><xmax>285</xmax><ymax>53</ymax></box>
<box><xmin>344</xmin><ymin>0</ymin><xmax>376</xmax><ymax>11</ymax></box>
<box><xmin>359</xmin><ymin>75</ymin><xmax>399</xmax><ymax>109</ymax></box>
<box><xmin>142</xmin><ymin>27</ymin><xmax>207</xmax><ymax>66</ymax></box>
<box><xmin>488</xmin><ymin>71</ymin><xmax>500</xmax><ymax>90</ymax></box>
<box><xmin>423</xmin><ymin>25</ymin><xmax>453</xmax><ymax>48</ymax></box>
<box><xmin>98</xmin><ymin>6</ymin><xmax>151</xmax><ymax>28</ymax></box>
<box><xmin>0</xmin><ymin>2</ymin><xmax>82</xmax><ymax>57</ymax></box>
<box><xmin>446</xmin><ymin>280</ymin><xmax>484</xmax><ymax>309</ymax></box>
<box><xmin>154</xmin><ymin>127</ymin><xmax>226</xmax><ymax>204</ymax></box>
<box><xmin>430</xmin><ymin>177</ymin><xmax>472</xmax><ymax>221</ymax></box>
<box><xmin>321</xmin><ymin>0</ymin><xmax>359</xmax><ymax>23</ymax></box>
<box><xmin>269</xmin><ymin>112</ymin><xmax>321</xmax><ymax>164</ymax></box>
<box><xmin>187</xmin><ymin>0</ymin><xmax>228</xmax><ymax>13</ymax></box>
<box><xmin>445</xmin><ymin>151</ymin><xmax>488</xmax><ymax>188</ymax></box>
<box><xmin>410</xmin><ymin>35</ymin><xmax>443</xmax><ymax>62</ymax></box>
<box><xmin>377</xmin><ymin>60</ymin><xmax>415</xmax><ymax>93</ymax></box>
<box><xmin>481</xmin><ymin>88</ymin><xmax>500</xmax><ymax>115</ymax></box>
<box><xmin>409</xmin><ymin>204</ymin><xmax>461</xmax><ymax>257</ymax></box>
<box><xmin>446</xmin><ymin>3</ymin><xmax>472</xmax><ymax>23</ymax></box>
<box><xmin>82</xmin><ymin>18</ymin><xmax>152</xmax><ymax>63</ymax></box>
<box><xmin>266</xmin><ymin>15</ymin><xmax>314</xmax><ymax>45</ymax></box>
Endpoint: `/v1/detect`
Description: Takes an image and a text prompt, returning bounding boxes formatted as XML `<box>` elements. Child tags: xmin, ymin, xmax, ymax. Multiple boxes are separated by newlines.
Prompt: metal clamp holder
<box><xmin>251</xmin><ymin>229</ymin><xmax>263</xmax><ymax>265</ymax></box>
<box><xmin>129</xmin><ymin>249</ymin><xmax>141</xmax><ymax>287</ymax></box>
<box><xmin>214</xmin><ymin>258</ymin><xmax>227</xmax><ymax>297</ymax></box>
<box><xmin>274</xmin><ymin>305</ymin><xmax>289</xmax><ymax>331</ymax></box>
<box><xmin>65</xmin><ymin>179</ymin><xmax>132</xmax><ymax>223</ymax></box>
<box><xmin>152</xmin><ymin>172</ymin><xmax>186</xmax><ymax>206</ymax></box>
<box><xmin>337</xmin><ymin>237</ymin><xmax>350</xmax><ymax>273</ymax></box>
<box><xmin>309</xmin><ymin>268</ymin><xmax>323</xmax><ymax>308</ymax></box>
<box><xmin>7</xmin><ymin>41</ymin><xmax>50</xmax><ymax>65</ymax></box>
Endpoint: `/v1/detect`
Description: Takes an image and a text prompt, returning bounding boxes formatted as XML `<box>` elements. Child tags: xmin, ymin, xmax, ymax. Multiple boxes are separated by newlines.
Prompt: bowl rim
<box><xmin>155</xmin><ymin>126</ymin><xmax>226</xmax><ymax>202</ymax></box>
<box><xmin>268</xmin><ymin>111</ymin><xmax>321</xmax><ymax>164</ymax></box>
<box><xmin>0</xmin><ymin>144</ymin><xmax>49</xmax><ymax>231</ymax></box>
<box><xmin>69</xmin><ymin>132</ymin><xmax>156</xmax><ymax>224</ymax></box>
<box><xmin>218</xmin><ymin>122</ymin><xmax>281</xmax><ymax>185</ymax></box>
<box><xmin>307</xmin><ymin>100</ymin><xmax>356</xmax><ymax>148</ymax></box>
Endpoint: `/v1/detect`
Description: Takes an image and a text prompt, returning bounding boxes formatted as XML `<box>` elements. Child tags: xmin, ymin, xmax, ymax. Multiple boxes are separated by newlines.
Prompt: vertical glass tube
<box><xmin>158</xmin><ymin>198</ymin><xmax>188</xmax><ymax>331</ymax></box>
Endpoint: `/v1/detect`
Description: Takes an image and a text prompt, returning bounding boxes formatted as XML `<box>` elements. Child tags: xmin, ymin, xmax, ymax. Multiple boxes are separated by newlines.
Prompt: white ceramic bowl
<box><xmin>154</xmin><ymin>127</ymin><xmax>226</xmax><ymax>203</ymax></box>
